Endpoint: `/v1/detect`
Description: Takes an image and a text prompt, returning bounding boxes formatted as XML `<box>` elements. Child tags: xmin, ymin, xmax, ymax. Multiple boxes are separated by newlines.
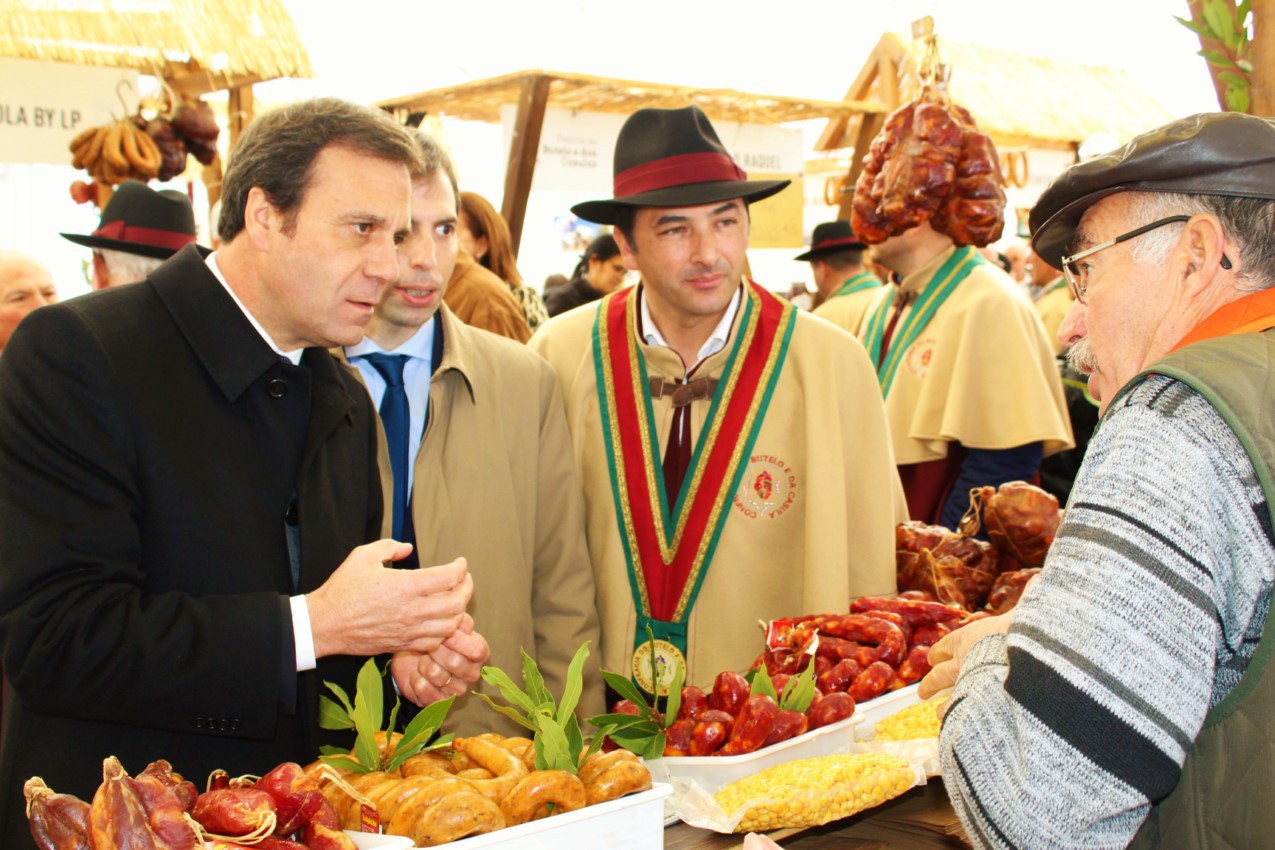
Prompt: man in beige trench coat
<box><xmin>344</xmin><ymin>128</ymin><xmax>603</xmax><ymax>735</ymax></box>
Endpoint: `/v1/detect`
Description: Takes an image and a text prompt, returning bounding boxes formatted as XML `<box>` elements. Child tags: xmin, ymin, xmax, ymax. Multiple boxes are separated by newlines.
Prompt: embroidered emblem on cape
<box><xmin>905</xmin><ymin>337</ymin><xmax>936</xmax><ymax>376</ymax></box>
<box><xmin>733</xmin><ymin>455</ymin><xmax>797</xmax><ymax>520</ymax></box>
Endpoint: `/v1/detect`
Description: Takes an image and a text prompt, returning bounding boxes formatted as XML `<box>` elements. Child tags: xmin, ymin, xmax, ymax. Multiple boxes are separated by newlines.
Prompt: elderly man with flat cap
<box><xmin>918</xmin><ymin>112</ymin><xmax>1275</xmax><ymax>849</ymax></box>
<box><xmin>798</xmin><ymin>219</ymin><xmax>882</xmax><ymax>330</ymax></box>
<box><xmin>61</xmin><ymin>179</ymin><xmax>198</xmax><ymax>288</ymax></box>
<box><xmin>530</xmin><ymin>105</ymin><xmax>905</xmax><ymax>695</ymax></box>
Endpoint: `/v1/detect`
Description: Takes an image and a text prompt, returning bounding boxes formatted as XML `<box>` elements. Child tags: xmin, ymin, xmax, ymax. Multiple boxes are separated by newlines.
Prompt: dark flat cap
<box><xmin>1030</xmin><ymin>112</ymin><xmax>1275</xmax><ymax>269</ymax></box>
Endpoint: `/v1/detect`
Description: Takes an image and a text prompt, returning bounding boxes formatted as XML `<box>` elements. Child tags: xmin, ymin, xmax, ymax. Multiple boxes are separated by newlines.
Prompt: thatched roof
<box><xmin>2</xmin><ymin>0</ymin><xmax>311</xmax><ymax>95</ymax></box>
<box><xmin>377</xmin><ymin>69</ymin><xmax>884</xmax><ymax>126</ymax></box>
<box><xmin>817</xmin><ymin>33</ymin><xmax>1177</xmax><ymax>153</ymax></box>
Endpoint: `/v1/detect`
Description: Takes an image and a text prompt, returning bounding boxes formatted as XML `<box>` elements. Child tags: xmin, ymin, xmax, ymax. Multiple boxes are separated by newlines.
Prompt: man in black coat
<box><xmin>0</xmin><ymin>98</ymin><xmax>489</xmax><ymax>846</ymax></box>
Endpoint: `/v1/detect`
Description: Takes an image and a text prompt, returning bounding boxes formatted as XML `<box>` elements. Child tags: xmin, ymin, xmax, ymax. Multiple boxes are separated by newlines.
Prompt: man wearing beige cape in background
<box><xmin>850</xmin><ymin>108</ymin><xmax>1072</xmax><ymax>530</ymax></box>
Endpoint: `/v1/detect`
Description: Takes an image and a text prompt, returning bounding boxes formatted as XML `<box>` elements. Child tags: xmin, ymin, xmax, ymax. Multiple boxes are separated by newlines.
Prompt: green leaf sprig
<box><xmin>746</xmin><ymin>654</ymin><xmax>817</xmax><ymax>714</ymax></box>
<box><xmin>585</xmin><ymin>627</ymin><xmax>686</xmax><ymax>760</ymax></box>
<box><xmin>317</xmin><ymin>657</ymin><xmax>455</xmax><ymax>773</ymax></box>
<box><xmin>475</xmin><ymin>642</ymin><xmax>595</xmax><ymax>774</ymax></box>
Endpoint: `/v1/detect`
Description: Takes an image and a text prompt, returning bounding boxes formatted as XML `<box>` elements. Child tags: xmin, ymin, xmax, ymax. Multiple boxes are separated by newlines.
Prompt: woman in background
<box><xmin>458</xmin><ymin>191</ymin><xmax>549</xmax><ymax>332</ymax></box>
<box><xmin>543</xmin><ymin>233</ymin><xmax>628</xmax><ymax>317</ymax></box>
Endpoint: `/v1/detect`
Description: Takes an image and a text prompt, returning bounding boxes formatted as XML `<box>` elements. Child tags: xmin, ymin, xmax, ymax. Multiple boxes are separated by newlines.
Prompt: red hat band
<box><xmin>93</xmin><ymin>219</ymin><xmax>196</xmax><ymax>252</ymax></box>
<box><xmin>815</xmin><ymin>236</ymin><xmax>865</xmax><ymax>250</ymax></box>
<box><xmin>613</xmin><ymin>151</ymin><xmax>748</xmax><ymax>199</ymax></box>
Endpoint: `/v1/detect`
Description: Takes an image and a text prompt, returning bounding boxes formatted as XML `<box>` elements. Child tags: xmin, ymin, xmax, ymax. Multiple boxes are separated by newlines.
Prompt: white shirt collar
<box><xmin>639</xmin><ymin>284</ymin><xmax>741</xmax><ymax>369</ymax></box>
<box><xmin>205</xmin><ymin>252</ymin><xmax>304</xmax><ymax>365</ymax></box>
<box><xmin>345</xmin><ymin>316</ymin><xmax>436</xmax><ymax>359</ymax></box>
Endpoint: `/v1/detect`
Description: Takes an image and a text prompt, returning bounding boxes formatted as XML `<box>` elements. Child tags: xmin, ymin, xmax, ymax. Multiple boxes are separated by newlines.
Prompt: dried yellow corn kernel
<box><xmin>713</xmin><ymin>753</ymin><xmax>916</xmax><ymax>832</ymax></box>
<box><xmin>871</xmin><ymin>697</ymin><xmax>948</xmax><ymax>741</ymax></box>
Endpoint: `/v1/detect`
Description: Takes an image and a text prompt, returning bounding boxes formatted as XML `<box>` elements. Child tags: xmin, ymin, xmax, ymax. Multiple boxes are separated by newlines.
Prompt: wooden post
<box><xmin>227</xmin><ymin>84</ymin><xmax>255</xmax><ymax>152</ymax></box>
<box><xmin>501</xmin><ymin>74</ymin><xmax>551</xmax><ymax>258</ymax></box>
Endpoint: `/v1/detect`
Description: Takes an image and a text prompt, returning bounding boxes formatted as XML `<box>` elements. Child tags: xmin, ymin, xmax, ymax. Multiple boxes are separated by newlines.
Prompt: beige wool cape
<box><xmin>530</xmin><ymin>285</ymin><xmax>907</xmax><ymax>685</ymax></box>
<box><xmin>861</xmin><ymin>248</ymin><xmax>1074</xmax><ymax>467</ymax></box>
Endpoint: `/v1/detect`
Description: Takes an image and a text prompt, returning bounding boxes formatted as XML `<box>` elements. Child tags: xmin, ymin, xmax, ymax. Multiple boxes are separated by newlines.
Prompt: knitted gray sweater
<box><xmin>940</xmin><ymin>375</ymin><xmax>1274</xmax><ymax>849</ymax></box>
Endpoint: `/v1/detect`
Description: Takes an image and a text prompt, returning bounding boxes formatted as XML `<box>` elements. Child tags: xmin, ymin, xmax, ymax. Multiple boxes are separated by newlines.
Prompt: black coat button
<box><xmin>267</xmin><ymin>379</ymin><xmax>288</xmax><ymax>398</ymax></box>
<box><xmin>193</xmin><ymin>716</ymin><xmax>206</xmax><ymax>730</ymax></box>
<box><xmin>285</xmin><ymin>501</ymin><xmax>299</xmax><ymax>526</ymax></box>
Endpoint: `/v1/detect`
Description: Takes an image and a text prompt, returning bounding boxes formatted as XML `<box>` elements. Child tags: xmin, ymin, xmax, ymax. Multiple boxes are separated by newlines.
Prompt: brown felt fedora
<box><xmin>1031</xmin><ymin>112</ymin><xmax>1275</xmax><ymax>269</ymax></box>
<box><xmin>571</xmin><ymin>105</ymin><xmax>790</xmax><ymax>224</ymax></box>
<box><xmin>61</xmin><ymin>179</ymin><xmax>197</xmax><ymax>260</ymax></box>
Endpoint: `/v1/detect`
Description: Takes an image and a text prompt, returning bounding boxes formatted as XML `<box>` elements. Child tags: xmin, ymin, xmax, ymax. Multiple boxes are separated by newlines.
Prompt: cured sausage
<box><xmin>578</xmin><ymin>751</ymin><xmax>652</xmax><ymax>805</ymax></box>
<box><xmin>849</xmin><ymin>661</ymin><xmax>897</xmax><ymax>703</ymax></box>
<box><xmin>413</xmin><ymin>791</ymin><xmax>504</xmax><ymax>847</ymax></box>
<box><xmin>451</xmin><ymin>737</ymin><xmax>529</xmax><ymax>804</ymax></box>
<box><xmin>851</xmin><ymin>595</ymin><xmax>965</xmax><ymax>628</ymax></box>
<box><xmin>791</xmin><ymin>614</ymin><xmax>907</xmax><ymax>667</ymax></box>
<box><xmin>717</xmin><ymin>695</ymin><xmax>779</xmax><ymax>757</ymax></box>
<box><xmin>498</xmin><ymin>770</ymin><xmax>586</xmax><ymax>826</ymax></box>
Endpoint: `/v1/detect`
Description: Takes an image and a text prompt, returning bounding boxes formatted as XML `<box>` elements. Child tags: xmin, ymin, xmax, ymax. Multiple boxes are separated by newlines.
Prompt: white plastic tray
<box><xmin>344</xmin><ymin>783</ymin><xmax>673</xmax><ymax>850</ymax></box>
<box><xmin>643</xmin><ymin>683</ymin><xmax>921</xmax><ymax>796</ymax></box>
<box><xmin>643</xmin><ymin>711</ymin><xmax>857</xmax><ymax>796</ymax></box>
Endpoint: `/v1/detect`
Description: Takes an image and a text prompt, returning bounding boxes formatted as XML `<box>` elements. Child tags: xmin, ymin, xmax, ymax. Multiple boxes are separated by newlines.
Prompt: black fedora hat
<box><xmin>61</xmin><ymin>179</ymin><xmax>197</xmax><ymax>260</ymax></box>
<box><xmin>571</xmin><ymin>105</ymin><xmax>790</xmax><ymax>225</ymax></box>
<box><xmin>1031</xmin><ymin>112</ymin><xmax>1275</xmax><ymax>269</ymax></box>
<box><xmin>794</xmin><ymin>220</ymin><xmax>868</xmax><ymax>262</ymax></box>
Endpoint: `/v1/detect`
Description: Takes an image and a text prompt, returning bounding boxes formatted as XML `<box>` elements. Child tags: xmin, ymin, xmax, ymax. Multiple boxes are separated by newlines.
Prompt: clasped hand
<box><xmin>306</xmin><ymin>539</ymin><xmax>474</xmax><ymax>659</ymax></box>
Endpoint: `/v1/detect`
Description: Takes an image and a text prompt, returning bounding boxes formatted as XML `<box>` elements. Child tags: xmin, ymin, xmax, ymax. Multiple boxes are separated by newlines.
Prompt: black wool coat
<box><xmin>0</xmin><ymin>245</ymin><xmax>383</xmax><ymax>846</ymax></box>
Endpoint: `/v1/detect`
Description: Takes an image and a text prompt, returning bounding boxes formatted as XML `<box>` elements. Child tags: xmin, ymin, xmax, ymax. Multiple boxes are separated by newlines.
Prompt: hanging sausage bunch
<box><xmin>850</xmin><ymin>32</ymin><xmax>1006</xmax><ymax>248</ymax></box>
<box><xmin>68</xmin><ymin>94</ymin><xmax>221</xmax><ymax>207</ymax></box>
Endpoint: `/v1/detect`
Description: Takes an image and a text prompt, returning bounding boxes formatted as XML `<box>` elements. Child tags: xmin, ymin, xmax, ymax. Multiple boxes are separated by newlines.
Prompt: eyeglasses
<box><xmin>1060</xmin><ymin>214</ymin><xmax>1232</xmax><ymax>304</ymax></box>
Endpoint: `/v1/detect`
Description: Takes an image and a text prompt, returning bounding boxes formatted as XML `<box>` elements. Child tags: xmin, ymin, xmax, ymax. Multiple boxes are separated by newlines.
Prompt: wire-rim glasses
<box><xmin>1060</xmin><ymin>215</ymin><xmax>1232</xmax><ymax>304</ymax></box>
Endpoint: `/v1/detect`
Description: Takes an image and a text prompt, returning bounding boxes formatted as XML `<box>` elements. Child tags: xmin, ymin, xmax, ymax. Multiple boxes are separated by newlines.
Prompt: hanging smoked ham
<box><xmin>850</xmin><ymin>26</ymin><xmax>1006</xmax><ymax>248</ymax></box>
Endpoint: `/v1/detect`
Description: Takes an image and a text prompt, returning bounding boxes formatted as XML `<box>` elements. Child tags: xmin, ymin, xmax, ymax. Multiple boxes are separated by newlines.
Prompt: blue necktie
<box><xmin>363</xmin><ymin>353</ymin><xmax>411</xmax><ymax>541</ymax></box>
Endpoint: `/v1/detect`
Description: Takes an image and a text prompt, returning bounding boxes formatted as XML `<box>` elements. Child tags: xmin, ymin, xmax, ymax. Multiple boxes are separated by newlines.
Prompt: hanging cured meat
<box><xmin>852</xmin><ymin>94</ymin><xmax>1005</xmax><ymax>247</ymax></box>
<box><xmin>850</xmin><ymin>25</ymin><xmax>1006</xmax><ymax>249</ymax></box>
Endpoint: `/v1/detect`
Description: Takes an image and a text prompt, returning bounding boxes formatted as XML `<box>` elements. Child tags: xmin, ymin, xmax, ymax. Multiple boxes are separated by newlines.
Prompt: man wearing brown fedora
<box><xmin>797</xmin><ymin>219</ymin><xmax>882</xmax><ymax>331</ymax></box>
<box><xmin>919</xmin><ymin>111</ymin><xmax>1275</xmax><ymax>848</ymax></box>
<box><xmin>61</xmin><ymin>178</ymin><xmax>199</xmax><ymax>288</ymax></box>
<box><xmin>531</xmin><ymin>105</ymin><xmax>906</xmax><ymax>695</ymax></box>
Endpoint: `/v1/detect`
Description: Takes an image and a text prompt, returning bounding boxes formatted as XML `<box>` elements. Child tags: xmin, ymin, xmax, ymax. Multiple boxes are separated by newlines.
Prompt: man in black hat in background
<box><xmin>530</xmin><ymin>105</ymin><xmax>906</xmax><ymax>695</ymax></box>
<box><xmin>61</xmin><ymin>179</ymin><xmax>199</xmax><ymax>288</ymax></box>
<box><xmin>919</xmin><ymin>111</ymin><xmax>1275</xmax><ymax>849</ymax></box>
<box><xmin>797</xmin><ymin>219</ymin><xmax>881</xmax><ymax>331</ymax></box>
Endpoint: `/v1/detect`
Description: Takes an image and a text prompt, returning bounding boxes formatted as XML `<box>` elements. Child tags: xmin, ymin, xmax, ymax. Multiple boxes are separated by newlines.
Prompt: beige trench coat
<box><xmin>344</xmin><ymin>305</ymin><xmax>603</xmax><ymax>735</ymax></box>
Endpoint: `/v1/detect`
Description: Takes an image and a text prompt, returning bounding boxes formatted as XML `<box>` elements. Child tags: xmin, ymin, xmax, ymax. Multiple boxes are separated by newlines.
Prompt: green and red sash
<box><xmin>592</xmin><ymin>282</ymin><xmax>796</xmax><ymax>691</ymax></box>
<box><xmin>830</xmin><ymin>271</ymin><xmax>881</xmax><ymax>300</ymax></box>
<box><xmin>862</xmin><ymin>246</ymin><xmax>983</xmax><ymax>397</ymax></box>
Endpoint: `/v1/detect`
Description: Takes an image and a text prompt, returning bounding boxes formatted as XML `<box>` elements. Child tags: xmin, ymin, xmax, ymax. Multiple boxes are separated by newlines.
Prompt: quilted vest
<box><xmin>1125</xmin><ymin>330</ymin><xmax>1275</xmax><ymax>849</ymax></box>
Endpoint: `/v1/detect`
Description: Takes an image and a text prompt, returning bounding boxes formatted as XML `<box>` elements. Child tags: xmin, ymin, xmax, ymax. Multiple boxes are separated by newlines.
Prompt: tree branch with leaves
<box><xmin>1178</xmin><ymin>0</ymin><xmax>1254</xmax><ymax>112</ymax></box>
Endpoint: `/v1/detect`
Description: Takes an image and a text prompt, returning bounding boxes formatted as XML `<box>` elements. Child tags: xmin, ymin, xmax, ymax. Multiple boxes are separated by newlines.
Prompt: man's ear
<box><xmin>242</xmin><ymin>187</ymin><xmax>278</xmax><ymax>251</ymax></box>
<box><xmin>613</xmin><ymin>228</ymin><xmax>639</xmax><ymax>270</ymax></box>
<box><xmin>1179</xmin><ymin>214</ymin><xmax>1231</xmax><ymax>298</ymax></box>
<box><xmin>91</xmin><ymin>252</ymin><xmax>109</xmax><ymax>290</ymax></box>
